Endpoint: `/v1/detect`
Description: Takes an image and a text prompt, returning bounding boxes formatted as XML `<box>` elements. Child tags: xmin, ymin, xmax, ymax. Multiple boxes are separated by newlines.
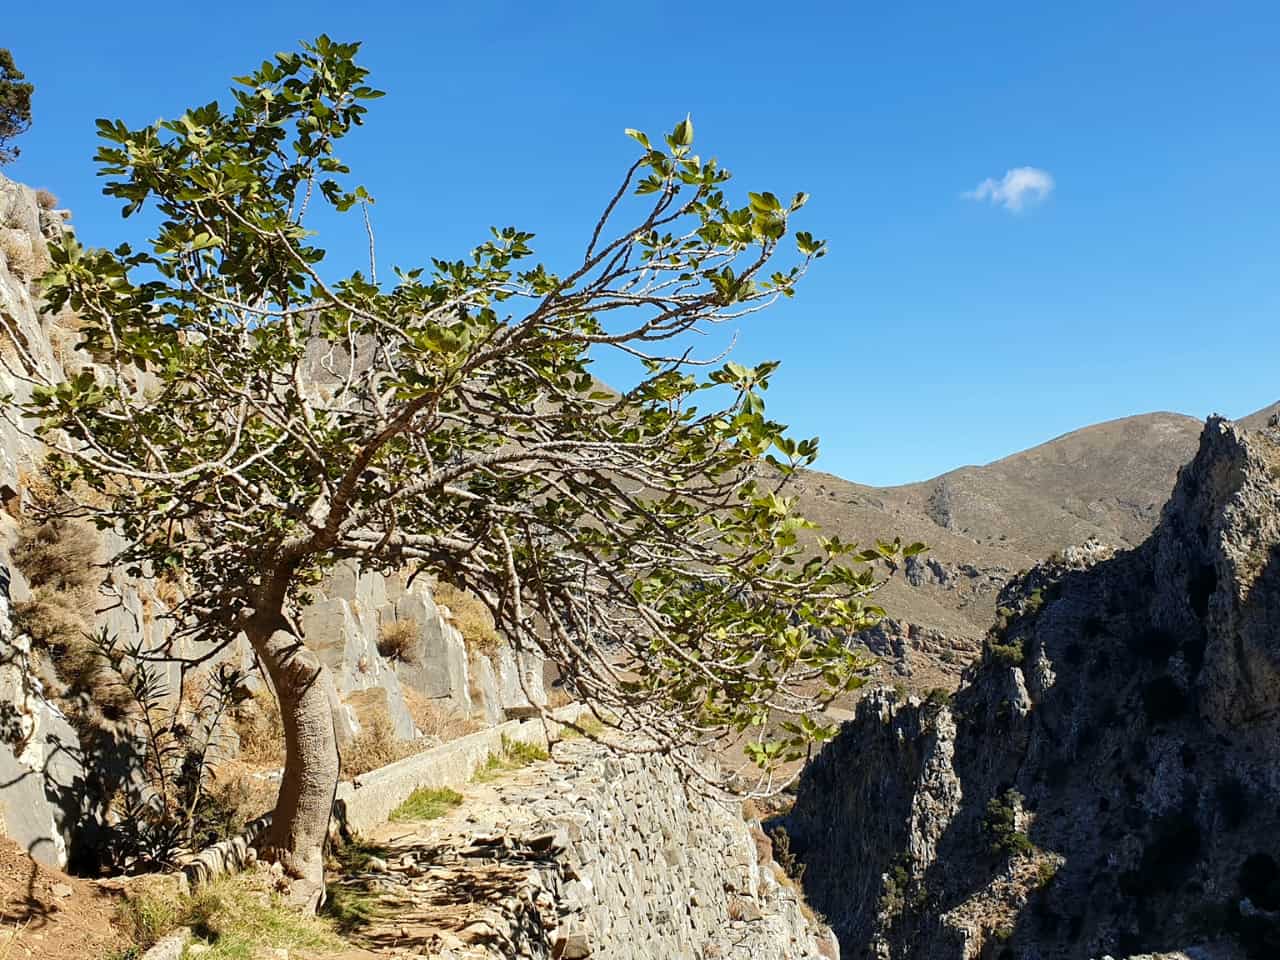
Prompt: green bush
<box><xmin>984</xmin><ymin>789</ymin><xmax>1033</xmax><ymax>858</ymax></box>
<box><xmin>987</xmin><ymin>638</ymin><xmax>1025</xmax><ymax>668</ymax></box>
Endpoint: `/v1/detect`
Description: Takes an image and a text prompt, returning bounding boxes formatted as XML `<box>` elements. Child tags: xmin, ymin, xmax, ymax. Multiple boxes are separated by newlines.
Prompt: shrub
<box><xmin>433</xmin><ymin>581</ymin><xmax>501</xmax><ymax>655</ymax></box>
<box><xmin>389</xmin><ymin>786</ymin><xmax>463</xmax><ymax>822</ymax></box>
<box><xmin>1025</xmin><ymin>588</ymin><xmax>1045</xmax><ymax>615</ymax></box>
<box><xmin>769</xmin><ymin>824</ymin><xmax>805</xmax><ymax>882</ymax></box>
<box><xmin>987</xmin><ymin>638</ymin><xmax>1025</xmax><ymax>668</ymax></box>
<box><xmin>1036</xmin><ymin>858</ymin><xmax>1060</xmax><ymax>886</ymax></box>
<box><xmin>879</xmin><ymin>857</ymin><xmax>911</xmax><ymax>916</ymax></box>
<box><xmin>34</xmin><ymin>188</ymin><xmax>57</xmax><ymax>209</ymax></box>
<box><xmin>984</xmin><ymin>789</ymin><xmax>1033</xmax><ymax>858</ymax></box>
<box><xmin>925</xmin><ymin>687</ymin><xmax>952</xmax><ymax>707</ymax></box>
<box><xmin>376</xmin><ymin>617</ymin><xmax>419</xmax><ymax>663</ymax></box>
<box><xmin>401</xmin><ymin>687</ymin><xmax>482</xmax><ymax>742</ymax></box>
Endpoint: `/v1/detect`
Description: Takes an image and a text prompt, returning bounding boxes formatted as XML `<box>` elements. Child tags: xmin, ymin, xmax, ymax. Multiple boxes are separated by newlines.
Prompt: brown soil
<box><xmin>0</xmin><ymin>838</ymin><xmax>129</xmax><ymax>959</ymax></box>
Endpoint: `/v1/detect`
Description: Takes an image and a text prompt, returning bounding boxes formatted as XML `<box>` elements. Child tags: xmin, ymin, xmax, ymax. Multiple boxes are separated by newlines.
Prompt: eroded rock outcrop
<box><xmin>784</xmin><ymin>418</ymin><xmax>1280</xmax><ymax>959</ymax></box>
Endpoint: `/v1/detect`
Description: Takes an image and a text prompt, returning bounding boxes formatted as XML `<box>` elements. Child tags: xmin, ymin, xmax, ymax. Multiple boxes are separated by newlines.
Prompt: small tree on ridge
<box><xmin>0</xmin><ymin>49</ymin><xmax>33</xmax><ymax>165</ymax></box>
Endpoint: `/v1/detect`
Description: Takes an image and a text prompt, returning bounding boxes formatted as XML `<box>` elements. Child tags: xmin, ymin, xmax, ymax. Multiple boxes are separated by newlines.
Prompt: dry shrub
<box><xmin>0</xmin><ymin>229</ymin><xmax>35</xmax><ymax>278</ymax></box>
<box><xmin>433</xmin><ymin>581</ymin><xmax>500</xmax><ymax>655</ymax></box>
<box><xmin>199</xmin><ymin>758</ymin><xmax>278</xmax><ymax>839</ymax></box>
<box><xmin>342</xmin><ymin>709</ymin><xmax>409</xmax><ymax>777</ymax></box>
<box><xmin>402</xmin><ymin>687</ymin><xmax>482</xmax><ymax>742</ymax></box>
<box><xmin>376</xmin><ymin>617</ymin><xmax>418</xmax><ymax>663</ymax></box>
<box><xmin>34</xmin><ymin>188</ymin><xmax>58</xmax><ymax>210</ymax></box>
<box><xmin>232</xmin><ymin>689</ymin><xmax>284</xmax><ymax>769</ymax></box>
<box><xmin>9</xmin><ymin>512</ymin><xmax>111</xmax><ymax>706</ymax></box>
<box><xmin>341</xmin><ymin>688</ymin><xmax>422</xmax><ymax>777</ymax></box>
<box><xmin>11</xmin><ymin>514</ymin><xmax>101</xmax><ymax>592</ymax></box>
<box><xmin>0</xmin><ymin>228</ymin><xmax>47</xmax><ymax>280</ymax></box>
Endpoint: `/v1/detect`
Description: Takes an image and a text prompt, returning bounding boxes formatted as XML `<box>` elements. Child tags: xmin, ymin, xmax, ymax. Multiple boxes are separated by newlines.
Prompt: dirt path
<box><xmin>0</xmin><ymin>838</ymin><xmax>130</xmax><ymax>960</ymax></box>
<box><xmin>328</xmin><ymin>749</ymin><xmax>574</xmax><ymax>958</ymax></box>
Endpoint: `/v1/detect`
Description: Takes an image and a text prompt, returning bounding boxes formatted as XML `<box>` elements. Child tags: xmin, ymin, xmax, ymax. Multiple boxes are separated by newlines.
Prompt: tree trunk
<box><xmin>246</xmin><ymin>622</ymin><xmax>340</xmax><ymax>913</ymax></box>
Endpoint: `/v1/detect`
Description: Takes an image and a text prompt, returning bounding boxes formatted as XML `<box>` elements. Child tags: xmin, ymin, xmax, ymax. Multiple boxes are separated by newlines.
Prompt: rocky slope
<box><xmin>793</xmin><ymin>409</ymin><xmax>1279</xmax><ymax>691</ymax></box>
<box><xmin>782</xmin><ymin>416</ymin><xmax>1280</xmax><ymax>959</ymax></box>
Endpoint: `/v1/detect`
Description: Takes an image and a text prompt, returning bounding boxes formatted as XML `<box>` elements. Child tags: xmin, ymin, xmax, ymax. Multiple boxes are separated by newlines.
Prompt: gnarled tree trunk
<box><xmin>246</xmin><ymin>621</ymin><xmax>340</xmax><ymax>912</ymax></box>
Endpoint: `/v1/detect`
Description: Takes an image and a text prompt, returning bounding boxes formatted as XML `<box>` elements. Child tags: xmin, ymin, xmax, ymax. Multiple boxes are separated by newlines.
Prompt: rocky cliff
<box><xmin>783</xmin><ymin>417</ymin><xmax>1280</xmax><ymax>959</ymax></box>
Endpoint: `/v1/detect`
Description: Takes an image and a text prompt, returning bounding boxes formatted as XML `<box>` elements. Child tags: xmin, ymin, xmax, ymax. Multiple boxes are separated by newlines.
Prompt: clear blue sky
<box><xmin>5</xmin><ymin>2</ymin><xmax>1278</xmax><ymax>485</ymax></box>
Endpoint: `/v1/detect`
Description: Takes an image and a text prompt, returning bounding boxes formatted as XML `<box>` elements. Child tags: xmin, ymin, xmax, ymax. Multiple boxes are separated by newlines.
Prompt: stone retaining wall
<box><xmin>334</xmin><ymin>713</ymin><xmax>563</xmax><ymax>834</ymax></box>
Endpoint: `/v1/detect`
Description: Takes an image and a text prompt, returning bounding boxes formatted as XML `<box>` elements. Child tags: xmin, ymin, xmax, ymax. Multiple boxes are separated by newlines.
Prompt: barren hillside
<box><xmin>794</xmin><ymin>408</ymin><xmax>1274</xmax><ymax>686</ymax></box>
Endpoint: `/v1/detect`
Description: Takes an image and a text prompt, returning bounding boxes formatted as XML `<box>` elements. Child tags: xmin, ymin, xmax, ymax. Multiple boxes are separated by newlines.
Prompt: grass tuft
<box><xmin>118</xmin><ymin>872</ymin><xmax>346</xmax><ymax>959</ymax></box>
<box><xmin>389</xmin><ymin>786</ymin><xmax>464</xmax><ymax>822</ymax></box>
<box><xmin>473</xmin><ymin>735</ymin><xmax>548</xmax><ymax>782</ymax></box>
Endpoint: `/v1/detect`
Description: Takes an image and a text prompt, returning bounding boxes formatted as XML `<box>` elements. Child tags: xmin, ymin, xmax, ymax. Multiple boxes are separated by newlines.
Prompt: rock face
<box><xmin>783</xmin><ymin>418</ymin><xmax>1280</xmax><ymax>960</ymax></box>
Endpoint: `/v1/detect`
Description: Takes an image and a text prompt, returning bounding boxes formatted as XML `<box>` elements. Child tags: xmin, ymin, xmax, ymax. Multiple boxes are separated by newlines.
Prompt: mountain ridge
<box><xmin>795</xmin><ymin>405</ymin><xmax>1277</xmax><ymax>688</ymax></box>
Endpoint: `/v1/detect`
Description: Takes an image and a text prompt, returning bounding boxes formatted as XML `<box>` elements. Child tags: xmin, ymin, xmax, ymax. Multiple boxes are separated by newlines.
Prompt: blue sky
<box><xmin>5</xmin><ymin>2</ymin><xmax>1278</xmax><ymax>485</ymax></box>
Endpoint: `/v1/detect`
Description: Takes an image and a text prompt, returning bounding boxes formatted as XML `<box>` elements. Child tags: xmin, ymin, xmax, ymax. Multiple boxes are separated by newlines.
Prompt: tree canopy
<box><xmin>1</xmin><ymin>33</ymin><xmax>914</xmax><ymax>902</ymax></box>
<box><xmin>0</xmin><ymin>49</ymin><xmax>33</xmax><ymax>165</ymax></box>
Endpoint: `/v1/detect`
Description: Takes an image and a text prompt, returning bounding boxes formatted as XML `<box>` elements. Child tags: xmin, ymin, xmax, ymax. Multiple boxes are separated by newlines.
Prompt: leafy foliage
<box><xmin>7</xmin><ymin>35</ymin><xmax>919</xmax><ymax>787</ymax></box>
<box><xmin>91</xmin><ymin>634</ymin><xmax>247</xmax><ymax>870</ymax></box>
<box><xmin>0</xmin><ymin>49</ymin><xmax>32</xmax><ymax>165</ymax></box>
<box><xmin>984</xmin><ymin>788</ymin><xmax>1033</xmax><ymax>859</ymax></box>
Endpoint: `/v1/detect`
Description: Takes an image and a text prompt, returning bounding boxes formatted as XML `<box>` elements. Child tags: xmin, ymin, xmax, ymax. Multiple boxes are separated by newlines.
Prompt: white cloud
<box><xmin>965</xmin><ymin>166</ymin><xmax>1054</xmax><ymax>212</ymax></box>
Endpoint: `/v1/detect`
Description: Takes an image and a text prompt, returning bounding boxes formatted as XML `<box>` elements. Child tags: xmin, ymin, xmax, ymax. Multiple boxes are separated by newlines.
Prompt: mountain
<box><xmin>793</xmin><ymin>407</ymin><xmax>1276</xmax><ymax>688</ymax></box>
<box><xmin>1240</xmin><ymin>401</ymin><xmax>1280</xmax><ymax>431</ymax></box>
<box><xmin>782</xmin><ymin>416</ymin><xmax>1280</xmax><ymax>959</ymax></box>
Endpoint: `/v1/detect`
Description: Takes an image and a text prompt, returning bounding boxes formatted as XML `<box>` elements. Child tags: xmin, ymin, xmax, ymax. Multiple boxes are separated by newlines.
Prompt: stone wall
<box><xmin>534</xmin><ymin>745</ymin><xmax>837</xmax><ymax>960</ymax></box>
<box><xmin>338</xmin><ymin>736</ymin><xmax>839</xmax><ymax>960</ymax></box>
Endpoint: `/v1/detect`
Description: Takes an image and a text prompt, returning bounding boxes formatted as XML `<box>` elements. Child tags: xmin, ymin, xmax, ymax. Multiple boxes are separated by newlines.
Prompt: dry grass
<box><xmin>118</xmin><ymin>869</ymin><xmax>346</xmax><ymax>958</ymax></box>
<box><xmin>433</xmin><ymin>581</ymin><xmax>500</xmax><ymax>655</ymax></box>
<box><xmin>402</xmin><ymin>687</ymin><xmax>483</xmax><ymax>741</ymax></box>
<box><xmin>376</xmin><ymin>617</ymin><xmax>419</xmax><ymax>663</ymax></box>
<box><xmin>341</xmin><ymin>688</ymin><xmax>427</xmax><ymax>777</ymax></box>
<box><xmin>232</xmin><ymin>689</ymin><xmax>285</xmax><ymax>769</ymax></box>
<box><xmin>34</xmin><ymin>189</ymin><xmax>58</xmax><ymax>210</ymax></box>
<box><xmin>0</xmin><ymin>229</ymin><xmax>46</xmax><ymax>280</ymax></box>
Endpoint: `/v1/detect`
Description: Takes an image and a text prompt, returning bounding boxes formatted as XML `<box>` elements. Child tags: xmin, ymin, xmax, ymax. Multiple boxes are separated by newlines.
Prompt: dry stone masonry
<box><xmin>341</xmin><ymin>739</ymin><xmax>838</xmax><ymax>960</ymax></box>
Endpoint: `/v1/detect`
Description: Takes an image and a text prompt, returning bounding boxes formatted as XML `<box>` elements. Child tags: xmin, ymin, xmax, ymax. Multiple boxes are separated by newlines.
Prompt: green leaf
<box><xmin>672</xmin><ymin>114</ymin><xmax>694</xmax><ymax>147</ymax></box>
